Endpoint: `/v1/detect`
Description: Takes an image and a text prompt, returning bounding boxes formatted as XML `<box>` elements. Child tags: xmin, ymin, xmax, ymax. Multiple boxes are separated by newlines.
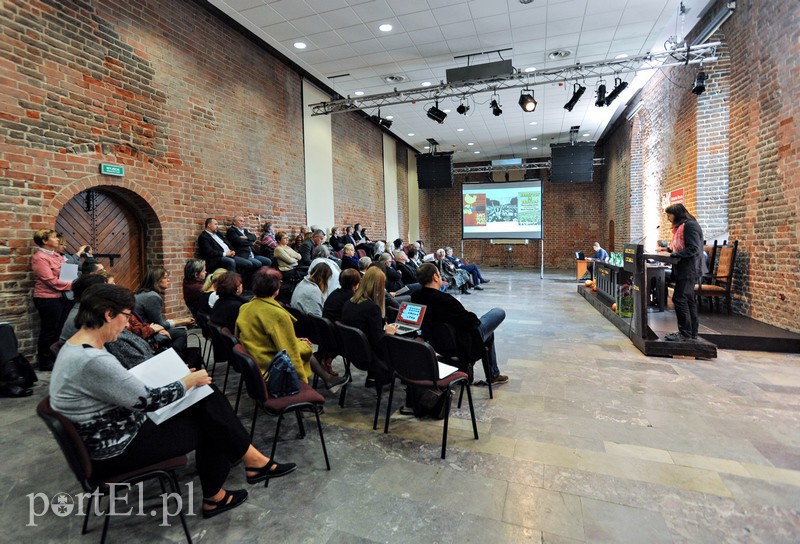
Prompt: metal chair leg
<box><xmin>313</xmin><ymin>408</ymin><xmax>331</xmax><ymax>470</ymax></box>
<box><xmin>383</xmin><ymin>376</ymin><xmax>395</xmax><ymax>434</ymax></box>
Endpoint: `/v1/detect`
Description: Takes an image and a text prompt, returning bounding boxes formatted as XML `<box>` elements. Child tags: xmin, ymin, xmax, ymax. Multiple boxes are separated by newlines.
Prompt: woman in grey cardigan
<box><xmin>134</xmin><ymin>266</ymin><xmax>193</xmax><ymax>354</ymax></box>
<box><xmin>50</xmin><ymin>283</ymin><xmax>297</xmax><ymax>518</ymax></box>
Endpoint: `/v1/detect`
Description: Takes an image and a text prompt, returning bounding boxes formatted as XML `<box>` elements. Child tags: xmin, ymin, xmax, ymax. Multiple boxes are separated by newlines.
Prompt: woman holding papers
<box><xmin>50</xmin><ymin>283</ymin><xmax>297</xmax><ymax>519</ymax></box>
<box><xmin>31</xmin><ymin>229</ymin><xmax>74</xmax><ymax>371</ymax></box>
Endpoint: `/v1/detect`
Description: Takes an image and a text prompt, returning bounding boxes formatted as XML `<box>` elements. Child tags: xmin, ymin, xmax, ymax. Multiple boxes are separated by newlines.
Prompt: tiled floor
<box><xmin>4</xmin><ymin>269</ymin><xmax>799</xmax><ymax>543</ymax></box>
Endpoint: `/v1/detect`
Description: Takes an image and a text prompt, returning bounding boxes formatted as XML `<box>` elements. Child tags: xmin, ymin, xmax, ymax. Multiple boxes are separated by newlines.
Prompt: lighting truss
<box><xmin>309</xmin><ymin>43</ymin><xmax>719</xmax><ymax>115</ymax></box>
<box><xmin>453</xmin><ymin>158</ymin><xmax>605</xmax><ymax>175</ymax></box>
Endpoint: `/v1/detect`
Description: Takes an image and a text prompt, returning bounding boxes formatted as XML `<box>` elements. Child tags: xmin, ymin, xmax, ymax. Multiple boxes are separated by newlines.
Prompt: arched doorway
<box><xmin>56</xmin><ymin>189</ymin><xmax>145</xmax><ymax>291</ymax></box>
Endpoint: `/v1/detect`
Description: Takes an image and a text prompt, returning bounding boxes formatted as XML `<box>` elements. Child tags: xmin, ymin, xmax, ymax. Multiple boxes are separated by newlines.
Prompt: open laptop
<box><xmin>575</xmin><ymin>251</ymin><xmax>585</xmax><ymax>260</ymax></box>
<box><xmin>393</xmin><ymin>301</ymin><xmax>427</xmax><ymax>336</ymax></box>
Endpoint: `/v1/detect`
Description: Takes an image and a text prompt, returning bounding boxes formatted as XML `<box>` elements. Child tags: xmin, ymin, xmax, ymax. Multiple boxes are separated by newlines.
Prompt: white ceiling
<box><xmin>209</xmin><ymin>0</ymin><xmax>714</xmax><ymax>163</ymax></box>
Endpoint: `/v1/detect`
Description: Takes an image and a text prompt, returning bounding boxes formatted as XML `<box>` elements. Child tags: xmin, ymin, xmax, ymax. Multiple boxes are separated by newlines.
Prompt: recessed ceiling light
<box><xmin>473</xmin><ymin>151</ymin><xmax>481</xmax><ymax>154</ymax></box>
<box><xmin>548</xmin><ymin>49</ymin><xmax>572</xmax><ymax>60</ymax></box>
<box><xmin>530</xmin><ymin>137</ymin><xmax>537</xmax><ymax>141</ymax></box>
<box><xmin>385</xmin><ymin>115</ymin><xmax>394</xmax><ymax>120</ymax></box>
<box><xmin>293</xmin><ymin>42</ymin><xmax>307</xmax><ymax>49</ymax></box>
<box><xmin>424</xmin><ymin>146</ymin><xmax>430</xmax><ymax>149</ymax></box>
<box><xmin>582</xmin><ymin>133</ymin><xmax>590</xmax><ymax>137</ymax></box>
<box><xmin>408</xmin><ymin>133</ymin><xmax>415</xmax><ymax>136</ymax></box>
<box><xmin>615</xmin><ymin>53</ymin><xmax>629</xmax><ymax>59</ymax></box>
<box><xmin>467</xmin><ymin>142</ymin><xmax>474</xmax><ymax>146</ymax></box>
<box><xmin>529</xmin><ymin>121</ymin><xmax>537</xmax><ymax>125</ymax></box>
<box><xmin>379</xmin><ymin>24</ymin><xmax>393</xmax><ymax>32</ymax></box>
<box><xmin>524</xmin><ymin>66</ymin><xmax>537</xmax><ymax>73</ymax></box>
<box><xmin>531</xmin><ymin>147</ymin><xmax>538</xmax><ymax>150</ymax></box>
<box><xmin>421</xmin><ymin>81</ymin><xmax>431</xmax><ymax>87</ymax></box>
<box><xmin>457</xmin><ymin>128</ymin><xmax>464</xmax><ymax>132</ymax></box>
<box><xmin>443</xmin><ymin>109</ymin><xmax>451</xmax><ymax>113</ymax></box>
<box><xmin>354</xmin><ymin>91</ymin><xmax>364</xmax><ymax>96</ymax></box>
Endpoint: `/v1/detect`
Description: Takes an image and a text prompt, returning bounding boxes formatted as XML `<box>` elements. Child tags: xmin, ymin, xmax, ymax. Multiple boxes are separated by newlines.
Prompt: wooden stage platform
<box><xmin>578</xmin><ymin>285</ymin><xmax>800</xmax><ymax>355</ymax></box>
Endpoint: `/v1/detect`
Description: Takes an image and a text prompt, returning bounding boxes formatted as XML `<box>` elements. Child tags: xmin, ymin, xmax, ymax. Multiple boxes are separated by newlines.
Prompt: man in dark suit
<box><xmin>226</xmin><ymin>215</ymin><xmax>271</xmax><ymax>269</ymax></box>
<box><xmin>410</xmin><ymin>263</ymin><xmax>508</xmax><ymax>385</ymax></box>
<box><xmin>197</xmin><ymin>218</ymin><xmax>254</xmax><ymax>277</ymax></box>
<box><xmin>299</xmin><ymin>229</ymin><xmax>325</xmax><ymax>267</ymax></box>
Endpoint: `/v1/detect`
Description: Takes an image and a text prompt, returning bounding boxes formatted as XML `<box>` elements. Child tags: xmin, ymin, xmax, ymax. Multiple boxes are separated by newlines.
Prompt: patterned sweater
<box><xmin>50</xmin><ymin>342</ymin><xmax>184</xmax><ymax>460</ymax></box>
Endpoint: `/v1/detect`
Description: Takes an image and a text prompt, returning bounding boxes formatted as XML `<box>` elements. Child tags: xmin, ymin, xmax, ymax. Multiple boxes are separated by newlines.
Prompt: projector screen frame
<box><xmin>461</xmin><ymin>179</ymin><xmax>543</xmax><ymax>240</ymax></box>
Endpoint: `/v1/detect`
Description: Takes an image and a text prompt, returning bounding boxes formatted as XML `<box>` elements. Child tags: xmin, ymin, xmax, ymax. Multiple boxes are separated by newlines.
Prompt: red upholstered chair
<box><xmin>37</xmin><ymin>397</ymin><xmax>192</xmax><ymax>544</ymax></box>
<box><xmin>382</xmin><ymin>335</ymin><xmax>479</xmax><ymax>459</ymax></box>
<box><xmin>231</xmin><ymin>344</ymin><xmax>330</xmax><ymax>481</ymax></box>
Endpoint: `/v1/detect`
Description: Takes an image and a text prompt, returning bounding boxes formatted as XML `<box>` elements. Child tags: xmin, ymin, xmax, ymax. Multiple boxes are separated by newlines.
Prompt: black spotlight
<box><xmin>595</xmin><ymin>83</ymin><xmax>607</xmax><ymax>107</ymax></box>
<box><xmin>490</xmin><ymin>99</ymin><xmax>503</xmax><ymax>116</ymax></box>
<box><xmin>563</xmin><ymin>83</ymin><xmax>586</xmax><ymax>112</ymax></box>
<box><xmin>370</xmin><ymin>115</ymin><xmax>392</xmax><ymax>128</ymax></box>
<box><xmin>518</xmin><ymin>90</ymin><xmax>537</xmax><ymax>112</ymax></box>
<box><xmin>427</xmin><ymin>101</ymin><xmax>447</xmax><ymax>124</ymax></box>
<box><xmin>692</xmin><ymin>71</ymin><xmax>707</xmax><ymax>95</ymax></box>
<box><xmin>457</xmin><ymin>102</ymin><xmax>469</xmax><ymax>115</ymax></box>
<box><xmin>605</xmin><ymin>78</ymin><xmax>629</xmax><ymax>106</ymax></box>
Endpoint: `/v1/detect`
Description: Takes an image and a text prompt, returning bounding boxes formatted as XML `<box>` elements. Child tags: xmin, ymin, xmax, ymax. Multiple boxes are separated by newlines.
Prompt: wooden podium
<box><xmin>578</xmin><ymin>244</ymin><xmax>716</xmax><ymax>359</ymax></box>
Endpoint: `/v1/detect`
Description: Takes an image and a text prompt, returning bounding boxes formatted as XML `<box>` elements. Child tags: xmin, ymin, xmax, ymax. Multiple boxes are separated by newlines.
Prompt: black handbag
<box><xmin>0</xmin><ymin>323</ymin><xmax>37</xmax><ymax>397</ymax></box>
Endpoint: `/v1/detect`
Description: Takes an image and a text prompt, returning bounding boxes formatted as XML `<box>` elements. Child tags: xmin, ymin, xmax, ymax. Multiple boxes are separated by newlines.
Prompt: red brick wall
<box><xmin>331</xmin><ymin>113</ymin><xmax>386</xmax><ymax>239</ymax></box>
<box><xmin>600</xmin><ymin>0</ymin><xmax>800</xmax><ymax>332</ymax></box>
<box><xmin>419</xmin><ymin>165</ymin><xmax>604</xmax><ymax>269</ymax></box>
<box><xmin>0</xmin><ymin>0</ymin><xmax>405</xmax><ymax>353</ymax></box>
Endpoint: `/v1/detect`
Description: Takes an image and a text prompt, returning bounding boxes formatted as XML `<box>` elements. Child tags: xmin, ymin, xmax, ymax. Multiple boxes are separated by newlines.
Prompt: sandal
<box><xmin>202</xmin><ymin>489</ymin><xmax>248</xmax><ymax>519</ymax></box>
<box><xmin>245</xmin><ymin>459</ymin><xmax>297</xmax><ymax>484</ymax></box>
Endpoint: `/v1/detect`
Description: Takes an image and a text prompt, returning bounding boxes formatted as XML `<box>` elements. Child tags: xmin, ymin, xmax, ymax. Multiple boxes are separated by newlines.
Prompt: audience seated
<box><xmin>182</xmin><ymin>258</ymin><xmax>207</xmax><ymax>316</ymax></box>
<box><xmin>50</xmin><ymin>283</ymin><xmax>297</xmax><ymax>519</ymax></box>
<box><xmin>290</xmin><ymin>263</ymin><xmax>332</xmax><ymax>317</ymax></box>
<box><xmin>299</xmin><ymin>229</ymin><xmax>325</xmax><ymax>267</ymax></box>
<box><xmin>328</xmin><ymin>227</ymin><xmax>344</xmax><ymax>252</ymax></box>
<box><xmin>257</xmin><ymin>222</ymin><xmax>277</xmax><ymax>261</ymax></box>
<box><xmin>274</xmin><ymin>231</ymin><xmax>303</xmax><ymax>278</ymax></box>
<box><xmin>209</xmin><ymin>272</ymin><xmax>247</xmax><ymax>333</ymax></box>
<box><xmin>435</xmin><ymin>249</ymin><xmax>472</xmax><ymax>295</ymax></box>
<box><xmin>134</xmin><ymin>266</ymin><xmax>193</xmax><ymax>354</ymax></box>
<box><xmin>309</xmin><ymin>245</ymin><xmax>341</xmax><ymax>297</ymax></box>
<box><xmin>236</xmin><ymin>268</ymin><xmax>343</xmax><ymax>389</ymax></box>
<box><xmin>377</xmin><ymin>253</ymin><xmax>404</xmax><ymax>293</ymax></box>
<box><xmin>322</xmin><ymin>269</ymin><xmax>360</xmax><ymax>322</ymax></box>
<box><xmin>340</xmin><ymin>244</ymin><xmax>360</xmax><ymax>271</ymax></box>
<box><xmin>395</xmin><ymin>251</ymin><xmax>418</xmax><ymax>285</ymax></box>
<box><xmin>445</xmin><ymin>246</ymin><xmax>488</xmax><ymax>290</ymax></box>
<box><xmin>199</xmin><ymin>267</ymin><xmax>228</xmax><ymax>313</ymax></box>
<box><xmin>292</xmin><ymin>226</ymin><xmax>308</xmax><ymax>252</ymax></box>
<box><xmin>358</xmin><ymin>256</ymin><xmax>372</xmax><ymax>273</ymax></box>
<box><xmin>342</xmin><ymin>226</ymin><xmax>357</xmax><ymax>248</ymax></box>
<box><xmin>411</xmin><ymin>263</ymin><xmax>508</xmax><ymax>385</ymax></box>
<box><xmin>225</xmin><ymin>215</ymin><xmax>272</xmax><ymax>275</ymax></box>
<box><xmin>197</xmin><ymin>218</ymin><xmax>238</xmax><ymax>273</ymax></box>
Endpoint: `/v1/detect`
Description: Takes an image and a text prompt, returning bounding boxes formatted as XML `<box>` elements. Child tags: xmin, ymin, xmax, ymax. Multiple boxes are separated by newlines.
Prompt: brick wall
<box><xmin>0</xmin><ymin>0</ymin><xmax>407</xmax><ymax>354</ymax></box>
<box><xmin>419</xmin><ymin>165</ymin><xmax>604</xmax><ymax>269</ymax></box>
<box><xmin>600</xmin><ymin>0</ymin><xmax>800</xmax><ymax>333</ymax></box>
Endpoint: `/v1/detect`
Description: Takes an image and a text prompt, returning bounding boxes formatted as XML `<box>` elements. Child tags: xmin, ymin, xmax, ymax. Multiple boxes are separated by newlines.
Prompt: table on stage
<box><xmin>576</xmin><ymin>259</ymin><xmax>589</xmax><ymax>282</ymax></box>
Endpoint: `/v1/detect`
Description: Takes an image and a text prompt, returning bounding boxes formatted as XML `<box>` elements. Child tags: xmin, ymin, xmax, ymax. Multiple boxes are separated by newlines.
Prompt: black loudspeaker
<box><xmin>417</xmin><ymin>153</ymin><xmax>453</xmax><ymax>189</ymax></box>
<box><xmin>550</xmin><ymin>143</ymin><xmax>594</xmax><ymax>183</ymax></box>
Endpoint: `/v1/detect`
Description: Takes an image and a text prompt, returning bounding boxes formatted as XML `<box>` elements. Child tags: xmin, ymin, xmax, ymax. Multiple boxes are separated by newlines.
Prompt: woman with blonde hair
<box><xmin>341</xmin><ymin>267</ymin><xmax>398</xmax><ymax>386</ymax></box>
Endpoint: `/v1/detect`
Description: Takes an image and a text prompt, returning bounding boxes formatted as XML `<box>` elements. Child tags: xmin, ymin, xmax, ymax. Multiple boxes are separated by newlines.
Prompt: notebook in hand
<box><xmin>393</xmin><ymin>301</ymin><xmax>427</xmax><ymax>336</ymax></box>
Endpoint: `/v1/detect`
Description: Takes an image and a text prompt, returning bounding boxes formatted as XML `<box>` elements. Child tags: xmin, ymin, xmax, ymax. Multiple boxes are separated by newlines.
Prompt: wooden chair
<box><xmin>382</xmin><ymin>335</ymin><xmax>479</xmax><ymax>459</ymax></box>
<box><xmin>231</xmin><ymin>344</ymin><xmax>330</xmax><ymax>481</ymax></box>
<box><xmin>696</xmin><ymin>240</ymin><xmax>738</xmax><ymax>314</ymax></box>
<box><xmin>37</xmin><ymin>397</ymin><xmax>192</xmax><ymax>544</ymax></box>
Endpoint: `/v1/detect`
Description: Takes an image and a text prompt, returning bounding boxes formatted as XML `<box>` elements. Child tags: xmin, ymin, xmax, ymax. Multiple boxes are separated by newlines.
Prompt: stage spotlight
<box><xmin>370</xmin><ymin>110</ymin><xmax>393</xmax><ymax>128</ymax></box>
<box><xmin>427</xmin><ymin>101</ymin><xmax>447</xmax><ymax>124</ymax></box>
<box><xmin>595</xmin><ymin>83</ymin><xmax>607</xmax><ymax>107</ymax></box>
<box><xmin>518</xmin><ymin>90</ymin><xmax>537</xmax><ymax>112</ymax></box>
<box><xmin>605</xmin><ymin>78</ymin><xmax>629</xmax><ymax>106</ymax></box>
<box><xmin>490</xmin><ymin>99</ymin><xmax>503</xmax><ymax>116</ymax></box>
<box><xmin>691</xmin><ymin>71</ymin><xmax>707</xmax><ymax>95</ymax></box>
<box><xmin>457</xmin><ymin>102</ymin><xmax>469</xmax><ymax>115</ymax></box>
<box><xmin>563</xmin><ymin>83</ymin><xmax>586</xmax><ymax>111</ymax></box>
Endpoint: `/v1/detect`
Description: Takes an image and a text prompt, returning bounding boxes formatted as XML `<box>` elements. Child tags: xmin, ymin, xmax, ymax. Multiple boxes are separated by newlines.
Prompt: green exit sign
<box><xmin>99</xmin><ymin>163</ymin><xmax>124</xmax><ymax>177</ymax></box>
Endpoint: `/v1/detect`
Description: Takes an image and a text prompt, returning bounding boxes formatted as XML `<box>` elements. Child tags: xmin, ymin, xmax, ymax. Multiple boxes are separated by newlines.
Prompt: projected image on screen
<box><xmin>462</xmin><ymin>180</ymin><xmax>543</xmax><ymax>240</ymax></box>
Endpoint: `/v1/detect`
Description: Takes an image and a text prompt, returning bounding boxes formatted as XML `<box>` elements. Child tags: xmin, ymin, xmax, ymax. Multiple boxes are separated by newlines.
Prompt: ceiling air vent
<box><xmin>383</xmin><ymin>74</ymin><xmax>407</xmax><ymax>84</ymax></box>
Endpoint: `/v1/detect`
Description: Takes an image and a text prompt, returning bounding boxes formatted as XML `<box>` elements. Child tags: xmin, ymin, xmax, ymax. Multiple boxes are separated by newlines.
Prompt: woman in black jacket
<box><xmin>209</xmin><ymin>272</ymin><xmax>248</xmax><ymax>333</ymax></box>
<box><xmin>663</xmin><ymin>204</ymin><xmax>704</xmax><ymax>341</ymax></box>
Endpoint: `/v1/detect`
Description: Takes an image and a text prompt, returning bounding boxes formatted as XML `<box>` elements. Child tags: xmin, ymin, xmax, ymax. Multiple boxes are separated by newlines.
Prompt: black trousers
<box><xmin>92</xmin><ymin>385</ymin><xmax>250</xmax><ymax>497</ymax></box>
<box><xmin>33</xmin><ymin>297</ymin><xmax>69</xmax><ymax>366</ymax></box>
<box><xmin>672</xmin><ymin>276</ymin><xmax>699</xmax><ymax>338</ymax></box>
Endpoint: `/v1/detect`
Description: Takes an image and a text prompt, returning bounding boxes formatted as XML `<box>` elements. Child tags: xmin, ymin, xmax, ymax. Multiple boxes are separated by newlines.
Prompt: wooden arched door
<box><xmin>56</xmin><ymin>189</ymin><xmax>145</xmax><ymax>291</ymax></box>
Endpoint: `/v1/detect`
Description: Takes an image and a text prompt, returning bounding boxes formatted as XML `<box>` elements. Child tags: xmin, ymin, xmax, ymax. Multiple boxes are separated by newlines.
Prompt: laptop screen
<box><xmin>575</xmin><ymin>251</ymin><xmax>585</xmax><ymax>260</ymax></box>
<box><xmin>396</xmin><ymin>302</ymin><xmax>426</xmax><ymax>326</ymax></box>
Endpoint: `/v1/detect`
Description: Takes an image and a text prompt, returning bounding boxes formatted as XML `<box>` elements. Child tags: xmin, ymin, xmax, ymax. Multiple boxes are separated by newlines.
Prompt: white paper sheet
<box><xmin>437</xmin><ymin>361</ymin><xmax>458</xmax><ymax>379</ymax></box>
<box><xmin>129</xmin><ymin>348</ymin><xmax>212</xmax><ymax>424</ymax></box>
<box><xmin>59</xmin><ymin>263</ymin><xmax>79</xmax><ymax>283</ymax></box>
